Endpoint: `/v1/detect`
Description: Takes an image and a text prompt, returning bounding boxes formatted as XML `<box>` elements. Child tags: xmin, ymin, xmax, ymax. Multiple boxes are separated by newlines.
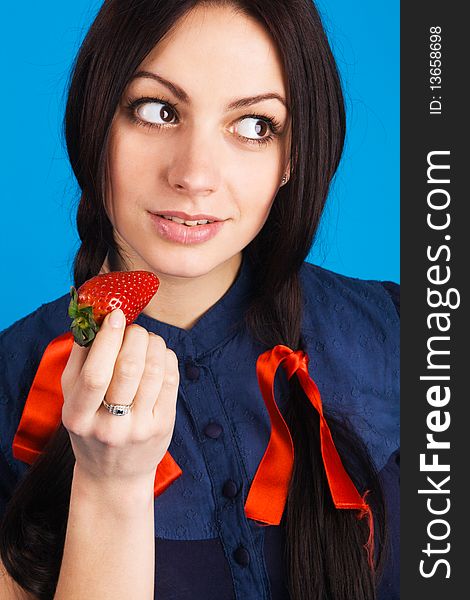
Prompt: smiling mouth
<box><xmin>149</xmin><ymin>212</ymin><xmax>225</xmax><ymax>245</ymax></box>
<box><xmin>156</xmin><ymin>214</ymin><xmax>216</xmax><ymax>227</ymax></box>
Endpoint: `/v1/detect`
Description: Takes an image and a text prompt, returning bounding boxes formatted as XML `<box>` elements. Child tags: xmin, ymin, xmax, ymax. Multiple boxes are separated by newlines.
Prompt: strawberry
<box><xmin>68</xmin><ymin>271</ymin><xmax>160</xmax><ymax>347</ymax></box>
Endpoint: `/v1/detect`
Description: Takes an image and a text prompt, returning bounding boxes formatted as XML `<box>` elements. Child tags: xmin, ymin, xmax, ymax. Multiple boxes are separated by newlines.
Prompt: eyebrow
<box><xmin>128</xmin><ymin>70</ymin><xmax>287</xmax><ymax>110</ymax></box>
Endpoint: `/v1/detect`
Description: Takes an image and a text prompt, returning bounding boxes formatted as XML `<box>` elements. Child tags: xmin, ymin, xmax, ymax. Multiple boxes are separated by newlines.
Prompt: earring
<box><xmin>281</xmin><ymin>173</ymin><xmax>288</xmax><ymax>185</ymax></box>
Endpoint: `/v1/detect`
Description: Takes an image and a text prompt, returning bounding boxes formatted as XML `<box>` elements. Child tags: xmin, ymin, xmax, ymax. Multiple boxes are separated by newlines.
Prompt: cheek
<box><xmin>237</xmin><ymin>188</ymin><xmax>277</xmax><ymax>237</ymax></box>
<box><xmin>112</xmin><ymin>119</ymin><xmax>181</xmax><ymax>176</ymax></box>
<box><xmin>238</xmin><ymin>163</ymin><xmax>280</xmax><ymax>226</ymax></box>
<box><xmin>245</xmin><ymin>145</ymin><xmax>284</xmax><ymax>194</ymax></box>
<box><xmin>108</xmin><ymin>124</ymin><xmax>158</xmax><ymax>197</ymax></box>
<box><xmin>111</xmin><ymin>149</ymin><xmax>143</xmax><ymax>194</ymax></box>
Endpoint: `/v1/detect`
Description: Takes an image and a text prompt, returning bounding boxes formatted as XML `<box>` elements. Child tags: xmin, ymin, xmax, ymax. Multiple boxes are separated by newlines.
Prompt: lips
<box><xmin>154</xmin><ymin>210</ymin><xmax>222</xmax><ymax>223</ymax></box>
<box><xmin>148</xmin><ymin>212</ymin><xmax>225</xmax><ymax>245</ymax></box>
<box><xmin>159</xmin><ymin>215</ymin><xmax>214</xmax><ymax>226</ymax></box>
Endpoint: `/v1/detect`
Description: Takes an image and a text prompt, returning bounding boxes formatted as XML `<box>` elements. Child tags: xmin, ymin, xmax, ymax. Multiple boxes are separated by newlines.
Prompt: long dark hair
<box><xmin>1</xmin><ymin>1</ymin><xmax>387</xmax><ymax>598</ymax></box>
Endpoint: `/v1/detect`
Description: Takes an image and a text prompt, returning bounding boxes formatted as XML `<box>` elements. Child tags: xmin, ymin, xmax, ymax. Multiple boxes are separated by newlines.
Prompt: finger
<box><xmin>74</xmin><ymin>308</ymin><xmax>127</xmax><ymax>414</ymax></box>
<box><xmin>152</xmin><ymin>347</ymin><xmax>180</xmax><ymax>426</ymax></box>
<box><xmin>61</xmin><ymin>342</ymin><xmax>90</xmax><ymax>393</ymax></box>
<box><xmin>131</xmin><ymin>333</ymin><xmax>168</xmax><ymax>419</ymax></box>
<box><xmin>103</xmin><ymin>324</ymin><xmax>149</xmax><ymax>409</ymax></box>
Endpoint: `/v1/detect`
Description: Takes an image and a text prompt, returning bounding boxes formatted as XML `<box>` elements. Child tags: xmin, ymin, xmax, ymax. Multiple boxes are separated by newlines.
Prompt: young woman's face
<box><xmin>106</xmin><ymin>3</ymin><xmax>291</xmax><ymax>278</ymax></box>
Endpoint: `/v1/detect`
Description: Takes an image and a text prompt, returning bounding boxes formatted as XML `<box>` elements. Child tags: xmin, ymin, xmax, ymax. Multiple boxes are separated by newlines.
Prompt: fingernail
<box><xmin>109</xmin><ymin>308</ymin><xmax>125</xmax><ymax>328</ymax></box>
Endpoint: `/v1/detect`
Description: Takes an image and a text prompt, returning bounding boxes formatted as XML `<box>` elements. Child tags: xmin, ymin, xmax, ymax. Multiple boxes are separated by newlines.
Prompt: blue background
<box><xmin>0</xmin><ymin>1</ymin><xmax>399</xmax><ymax>331</ymax></box>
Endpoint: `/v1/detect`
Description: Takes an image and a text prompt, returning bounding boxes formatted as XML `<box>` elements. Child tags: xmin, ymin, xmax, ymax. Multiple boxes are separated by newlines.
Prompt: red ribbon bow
<box><xmin>245</xmin><ymin>344</ymin><xmax>374</xmax><ymax>568</ymax></box>
<box><xmin>12</xmin><ymin>335</ymin><xmax>373</xmax><ymax>567</ymax></box>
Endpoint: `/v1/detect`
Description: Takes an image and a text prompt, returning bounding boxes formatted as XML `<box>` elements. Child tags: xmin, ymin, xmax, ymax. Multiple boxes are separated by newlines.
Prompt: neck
<box><xmin>100</xmin><ymin>252</ymin><xmax>243</xmax><ymax>330</ymax></box>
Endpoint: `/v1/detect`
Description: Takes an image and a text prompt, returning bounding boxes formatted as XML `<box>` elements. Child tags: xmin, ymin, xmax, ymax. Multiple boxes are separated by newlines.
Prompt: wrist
<box><xmin>72</xmin><ymin>464</ymin><xmax>156</xmax><ymax>514</ymax></box>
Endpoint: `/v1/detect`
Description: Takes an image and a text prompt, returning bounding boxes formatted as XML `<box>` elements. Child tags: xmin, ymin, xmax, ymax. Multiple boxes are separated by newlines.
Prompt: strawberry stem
<box><xmin>68</xmin><ymin>286</ymin><xmax>100</xmax><ymax>347</ymax></box>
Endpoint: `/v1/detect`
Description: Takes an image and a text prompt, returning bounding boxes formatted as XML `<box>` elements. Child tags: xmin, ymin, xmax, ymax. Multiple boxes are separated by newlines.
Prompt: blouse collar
<box><xmin>134</xmin><ymin>252</ymin><xmax>254</xmax><ymax>358</ymax></box>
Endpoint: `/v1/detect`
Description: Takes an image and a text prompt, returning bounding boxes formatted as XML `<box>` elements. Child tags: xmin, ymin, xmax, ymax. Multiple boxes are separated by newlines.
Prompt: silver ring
<box><xmin>102</xmin><ymin>397</ymin><xmax>135</xmax><ymax>416</ymax></box>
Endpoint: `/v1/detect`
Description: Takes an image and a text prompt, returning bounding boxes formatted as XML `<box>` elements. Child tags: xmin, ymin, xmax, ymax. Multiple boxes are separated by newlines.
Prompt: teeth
<box><xmin>160</xmin><ymin>215</ymin><xmax>213</xmax><ymax>226</ymax></box>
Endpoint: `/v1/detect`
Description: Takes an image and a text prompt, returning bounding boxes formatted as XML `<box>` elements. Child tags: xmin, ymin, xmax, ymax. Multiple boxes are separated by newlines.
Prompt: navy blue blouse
<box><xmin>0</xmin><ymin>256</ymin><xmax>400</xmax><ymax>599</ymax></box>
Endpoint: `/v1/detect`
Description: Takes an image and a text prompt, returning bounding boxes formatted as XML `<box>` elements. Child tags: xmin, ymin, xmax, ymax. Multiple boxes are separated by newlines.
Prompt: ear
<box><xmin>282</xmin><ymin>159</ymin><xmax>291</xmax><ymax>185</ymax></box>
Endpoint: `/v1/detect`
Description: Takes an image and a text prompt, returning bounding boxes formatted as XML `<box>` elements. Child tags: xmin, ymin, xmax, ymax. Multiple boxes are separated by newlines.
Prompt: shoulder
<box><xmin>0</xmin><ymin>294</ymin><xmax>70</xmax><ymax>477</ymax></box>
<box><xmin>299</xmin><ymin>261</ymin><xmax>400</xmax><ymax>325</ymax></box>
<box><xmin>0</xmin><ymin>294</ymin><xmax>71</xmax><ymax>408</ymax></box>
<box><xmin>297</xmin><ymin>262</ymin><xmax>400</xmax><ymax>471</ymax></box>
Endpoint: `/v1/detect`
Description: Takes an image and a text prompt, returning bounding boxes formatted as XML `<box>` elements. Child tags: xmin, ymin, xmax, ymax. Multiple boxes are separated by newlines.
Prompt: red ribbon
<box><xmin>12</xmin><ymin>336</ymin><xmax>373</xmax><ymax>567</ymax></box>
<box><xmin>245</xmin><ymin>344</ymin><xmax>374</xmax><ymax>568</ymax></box>
<box><xmin>12</xmin><ymin>332</ymin><xmax>182</xmax><ymax>497</ymax></box>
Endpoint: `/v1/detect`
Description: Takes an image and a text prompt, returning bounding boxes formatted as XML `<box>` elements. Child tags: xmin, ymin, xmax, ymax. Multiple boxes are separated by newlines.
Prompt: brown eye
<box><xmin>136</xmin><ymin>102</ymin><xmax>176</xmax><ymax>124</ymax></box>
<box><xmin>236</xmin><ymin>117</ymin><xmax>270</xmax><ymax>140</ymax></box>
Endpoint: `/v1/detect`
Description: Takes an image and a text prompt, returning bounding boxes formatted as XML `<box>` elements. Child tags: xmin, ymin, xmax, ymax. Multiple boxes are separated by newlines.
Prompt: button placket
<box><xmin>185</xmin><ymin>359</ymin><xmax>201</xmax><ymax>381</ymax></box>
<box><xmin>234</xmin><ymin>545</ymin><xmax>250</xmax><ymax>567</ymax></box>
<box><xmin>222</xmin><ymin>479</ymin><xmax>239</xmax><ymax>499</ymax></box>
<box><xmin>204</xmin><ymin>422</ymin><xmax>224</xmax><ymax>439</ymax></box>
<box><xmin>182</xmin><ymin>360</ymin><xmax>269</xmax><ymax>599</ymax></box>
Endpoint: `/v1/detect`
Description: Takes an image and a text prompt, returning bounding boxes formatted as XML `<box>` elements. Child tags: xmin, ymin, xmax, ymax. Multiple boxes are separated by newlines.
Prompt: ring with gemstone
<box><xmin>102</xmin><ymin>397</ymin><xmax>135</xmax><ymax>416</ymax></box>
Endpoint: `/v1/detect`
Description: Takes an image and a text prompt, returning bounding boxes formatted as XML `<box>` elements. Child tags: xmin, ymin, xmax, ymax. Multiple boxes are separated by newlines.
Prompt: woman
<box><xmin>0</xmin><ymin>1</ymin><xmax>400</xmax><ymax>599</ymax></box>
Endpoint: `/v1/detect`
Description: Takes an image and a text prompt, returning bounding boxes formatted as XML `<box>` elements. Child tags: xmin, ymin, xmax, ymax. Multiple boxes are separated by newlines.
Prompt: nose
<box><xmin>167</xmin><ymin>126</ymin><xmax>220</xmax><ymax>196</ymax></box>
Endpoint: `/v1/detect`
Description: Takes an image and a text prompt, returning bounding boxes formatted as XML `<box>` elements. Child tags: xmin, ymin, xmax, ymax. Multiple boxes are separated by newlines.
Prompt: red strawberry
<box><xmin>68</xmin><ymin>271</ymin><xmax>160</xmax><ymax>347</ymax></box>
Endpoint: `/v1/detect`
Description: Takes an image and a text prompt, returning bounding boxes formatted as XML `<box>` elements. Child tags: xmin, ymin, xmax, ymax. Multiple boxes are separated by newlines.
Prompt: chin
<box><xmin>149</xmin><ymin>251</ymin><xmax>223</xmax><ymax>280</ymax></box>
<box><xmin>134</xmin><ymin>232</ymin><xmax>243</xmax><ymax>278</ymax></box>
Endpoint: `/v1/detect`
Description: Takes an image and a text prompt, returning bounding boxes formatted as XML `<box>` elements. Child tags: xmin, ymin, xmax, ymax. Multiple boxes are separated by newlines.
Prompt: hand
<box><xmin>60</xmin><ymin>308</ymin><xmax>179</xmax><ymax>487</ymax></box>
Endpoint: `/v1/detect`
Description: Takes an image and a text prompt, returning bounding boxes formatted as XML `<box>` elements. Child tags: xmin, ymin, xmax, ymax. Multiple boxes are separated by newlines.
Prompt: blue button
<box><xmin>222</xmin><ymin>479</ymin><xmax>239</xmax><ymax>499</ymax></box>
<box><xmin>234</xmin><ymin>545</ymin><xmax>250</xmax><ymax>567</ymax></box>
<box><xmin>204</xmin><ymin>422</ymin><xmax>223</xmax><ymax>439</ymax></box>
<box><xmin>185</xmin><ymin>361</ymin><xmax>200</xmax><ymax>381</ymax></box>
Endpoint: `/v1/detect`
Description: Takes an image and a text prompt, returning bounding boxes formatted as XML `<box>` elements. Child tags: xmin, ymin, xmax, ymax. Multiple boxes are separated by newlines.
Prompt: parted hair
<box><xmin>0</xmin><ymin>1</ymin><xmax>387</xmax><ymax>599</ymax></box>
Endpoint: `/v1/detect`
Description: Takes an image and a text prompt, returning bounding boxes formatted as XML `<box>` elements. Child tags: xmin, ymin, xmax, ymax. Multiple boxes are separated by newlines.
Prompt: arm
<box><xmin>54</xmin><ymin>311</ymin><xmax>179</xmax><ymax>600</ymax></box>
<box><xmin>54</xmin><ymin>312</ymin><xmax>178</xmax><ymax>599</ymax></box>
<box><xmin>0</xmin><ymin>468</ymin><xmax>156</xmax><ymax>600</ymax></box>
<box><xmin>53</xmin><ymin>466</ymin><xmax>155</xmax><ymax>600</ymax></box>
<box><xmin>1</xmin><ymin>311</ymin><xmax>178</xmax><ymax>599</ymax></box>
